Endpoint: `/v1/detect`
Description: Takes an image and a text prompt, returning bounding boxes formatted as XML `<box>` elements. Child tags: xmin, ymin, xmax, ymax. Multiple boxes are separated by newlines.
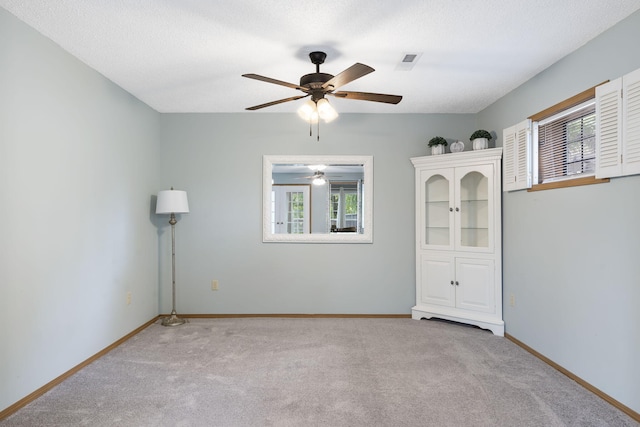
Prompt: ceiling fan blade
<box><xmin>295</xmin><ymin>175</ymin><xmax>342</xmax><ymax>180</ymax></box>
<box><xmin>331</xmin><ymin>91</ymin><xmax>403</xmax><ymax>104</ymax></box>
<box><xmin>322</xmin><ymin>63</ymin><xmax>374</xmax><ymax>91</ymax></box>
<box><xmin>245</xmin><ymin>95</ymin><xmax>309</xmax><ymax>111</ymax></box>
<box><xmin>242</xmin><ymin>73</ymin><xmax>306</xmax><ymax>91</ymax></box>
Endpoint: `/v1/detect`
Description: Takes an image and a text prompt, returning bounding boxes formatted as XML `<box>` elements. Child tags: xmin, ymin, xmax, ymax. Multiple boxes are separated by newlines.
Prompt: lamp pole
<box><xmin>162</xmin><ymin>211</ymin><xmax>185</xmax><ymax>326</ymax></box>
<box><xmin>156</xmin><ymin>188</ymin><xmax>189</xmax><ymax>326</ymax></box>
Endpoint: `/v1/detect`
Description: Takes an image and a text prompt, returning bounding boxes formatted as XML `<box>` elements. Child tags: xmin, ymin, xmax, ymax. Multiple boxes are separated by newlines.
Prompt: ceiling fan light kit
<box><xmin>312</xmin><ymin>171</ymin><xmax>327</xmax><ymax>186</ymax></box>
<box><xmin>243</xmin><ymin>51</ymin><xmax>402</xmax><ymax>139</ymax></box>
<box><xmin>315</xmin><ymin>98</ymin><xmax>338</xmax><ymax>122</ymax></box>
<box><xmin>297</xmin><ymin>99</ymin><xmax>320</xmax><ymax>123</ymax></box>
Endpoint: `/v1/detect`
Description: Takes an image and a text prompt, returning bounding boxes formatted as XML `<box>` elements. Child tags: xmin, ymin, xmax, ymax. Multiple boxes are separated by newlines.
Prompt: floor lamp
<box><xmin>156</xmin><ymin>187</ymin><xmax>190</xmax><ymax>326</ymax></box>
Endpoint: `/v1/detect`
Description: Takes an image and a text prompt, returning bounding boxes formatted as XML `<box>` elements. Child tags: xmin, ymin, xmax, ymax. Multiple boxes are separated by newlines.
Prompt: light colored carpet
<box><xmin>2</xmin><ymin>318</ymin><xmax>637</xmax><ymax>426</ymax></box>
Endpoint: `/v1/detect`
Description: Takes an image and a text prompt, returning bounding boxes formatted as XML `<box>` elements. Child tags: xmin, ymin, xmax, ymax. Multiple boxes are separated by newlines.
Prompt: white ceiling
<box><xmin>2</xmin><ymin>1</ymin><xmax>639</xmax><ymax>114</ymax></box>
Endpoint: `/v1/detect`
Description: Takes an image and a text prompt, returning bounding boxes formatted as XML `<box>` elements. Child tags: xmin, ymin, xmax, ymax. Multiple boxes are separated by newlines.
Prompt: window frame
<box><xmin>528</xmin><ymin>83</ymin><xmax>610</xmax><ymax>191</ymax></box>
<box><xmin>533</xmin><ymin>99</ymin><xmax>596</xmax><ymax>184</ymax></box>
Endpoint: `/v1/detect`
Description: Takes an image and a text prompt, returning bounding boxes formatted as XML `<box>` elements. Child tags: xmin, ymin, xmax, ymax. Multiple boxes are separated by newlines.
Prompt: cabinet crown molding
<box><xmin>411</xmin><ymin>147</ymin><xmax>502</xmax><ymax>168</ymax></box>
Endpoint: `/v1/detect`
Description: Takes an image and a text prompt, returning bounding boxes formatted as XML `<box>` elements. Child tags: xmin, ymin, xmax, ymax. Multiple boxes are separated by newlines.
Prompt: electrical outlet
<box><xmin>211</xmin><ymin>280</ymin><xmax>219</xmax><ymax>291</ymax></box>
<box><xmin>509</xmin><ymin>294</ymin><xmax>515</xmax><ymax>307</ymax></box>
<box><xmin>126</xmin><ymin>292</ymin><xmax>132</xmax><ymax>305</ymax></box>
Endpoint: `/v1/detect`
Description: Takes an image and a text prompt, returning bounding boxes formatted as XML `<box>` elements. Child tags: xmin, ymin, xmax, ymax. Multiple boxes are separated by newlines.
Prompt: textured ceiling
<box><xmin>2</xmin><ymin>1</ymin><xmax>639</xmax><ymax>114</ymax></box>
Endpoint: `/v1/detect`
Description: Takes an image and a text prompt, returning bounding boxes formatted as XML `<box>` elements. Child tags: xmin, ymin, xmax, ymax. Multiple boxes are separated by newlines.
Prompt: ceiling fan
<box><xmin>242</xmin><ymin>51</ymin><xmax>402</xmax><ymax>135</ymax></box>
<box><xmin>295</xmin><ymin>170</ymin><xmax>338</xmax><ymax>185</ymax></box>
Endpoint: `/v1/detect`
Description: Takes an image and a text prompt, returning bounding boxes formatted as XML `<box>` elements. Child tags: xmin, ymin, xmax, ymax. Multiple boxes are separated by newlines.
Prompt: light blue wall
<box><xmin>478</xmin><ymin>10</ymin><xmax>640</xmax><ymax>414</ymax></box>
<box><xmin>158</xmin><ymin>113</ymin><xmax>477</xmax><ymax>315</ymax></box>
<box><xmin>0</xmin><ymin>8</ymin><xmax>161</xmax><ymax>411</ymax></box>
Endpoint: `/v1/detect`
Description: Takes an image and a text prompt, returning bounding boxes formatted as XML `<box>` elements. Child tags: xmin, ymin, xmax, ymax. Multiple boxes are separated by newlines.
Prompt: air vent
<box><xmin>396</xmin><ymin>52</ymin><xmax>422</xmax><ymax>71</ymax></box>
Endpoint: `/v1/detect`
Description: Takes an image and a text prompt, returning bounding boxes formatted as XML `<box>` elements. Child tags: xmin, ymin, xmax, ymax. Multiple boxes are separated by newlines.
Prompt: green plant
<box><xmin>470</xmin><ymin>130</ymin><xmax>492</xmax><ymax>140</ymax></box>
<box><xmin>428</xmin><ymin>136</ymin><xmax>448</xmax><ymax>147</ymax></box>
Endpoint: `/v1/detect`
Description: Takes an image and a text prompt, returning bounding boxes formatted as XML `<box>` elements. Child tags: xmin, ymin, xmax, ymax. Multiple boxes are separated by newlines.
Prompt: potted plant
<box><xmin>470</xmin><ymin>130</ymin><xmax>492</xmax><ymax>150</ymax></box>
<box><xmin>428</xmin><ymin>136</ymin><xmax>448</xmax><ymax>155</ymax></box>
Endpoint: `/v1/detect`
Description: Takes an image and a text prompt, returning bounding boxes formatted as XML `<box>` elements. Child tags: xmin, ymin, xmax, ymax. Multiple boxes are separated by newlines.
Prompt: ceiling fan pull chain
<box><xmin>317</xmin><ymin>120</ymin><xmax>320</xmax><ymax>142</ymax></box>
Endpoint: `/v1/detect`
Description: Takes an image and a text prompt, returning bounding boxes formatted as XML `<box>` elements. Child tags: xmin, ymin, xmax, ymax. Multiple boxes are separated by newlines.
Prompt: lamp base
<box><xmin>161</xmin><ymin>310</ymin><xmax>187</xmax><ymax>327</ymax></box>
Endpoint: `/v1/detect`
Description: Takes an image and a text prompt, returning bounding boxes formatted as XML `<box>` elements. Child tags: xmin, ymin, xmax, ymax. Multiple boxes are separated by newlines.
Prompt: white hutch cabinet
<box><xmin>411</xmin><ymin>148</ymin><xmax>504</xmax><ymax>336</ymax></box>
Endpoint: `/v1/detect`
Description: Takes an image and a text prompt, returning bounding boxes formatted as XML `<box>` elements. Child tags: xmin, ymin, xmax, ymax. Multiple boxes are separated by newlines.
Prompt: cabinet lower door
<box><xmin>455</xmin><ymin>258</ymin><xmax>495</xmax><ymax>314</ymax></box>
<box><xmin>419</xmin><ymin>255</ymin><xmax>455</xmax><ymax>308</ymax></box>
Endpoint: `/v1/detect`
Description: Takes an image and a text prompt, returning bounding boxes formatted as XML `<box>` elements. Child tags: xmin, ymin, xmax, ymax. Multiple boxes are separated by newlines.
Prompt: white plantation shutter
<box><xmin>503</xmin><ymin>126</ymin><xmax>516</xmax><ymax>191</ymax></box>
<box><xmin>622</xmin><ymin>67</ymin><xmax>640</xmax><ymax>176</ymax></box>
<box><xmin>596</xmin><ymin>68</ymin><xmax>640</xmax><ymax>178</ymax></box>
<box><xmin>502</xmin><ymin>119</ymin><xmax>531</xmax><ymax>191</ymax></box>
<box><xmin>515</xmin><ymin>120</ymin><xmax>531</xmax><ymax>188</ymax></box>
<box><xmin>596</xmin><ymin>78</ymin><xmax>623</xmax><ymax>178</ymax></box>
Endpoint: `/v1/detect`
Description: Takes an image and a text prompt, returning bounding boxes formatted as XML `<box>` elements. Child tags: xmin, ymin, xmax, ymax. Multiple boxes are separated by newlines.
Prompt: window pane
<box><xmin>536</xmin><ymin>100</ymin><xmax>595</xmax><ymax>183</ymax></box>
<box><xmin>287</xmin><ymin>192</ymin><xmax>305</xmax><ymax>234</ymax></box>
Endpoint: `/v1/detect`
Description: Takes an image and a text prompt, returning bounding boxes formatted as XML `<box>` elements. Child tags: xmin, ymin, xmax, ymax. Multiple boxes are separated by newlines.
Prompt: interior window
<box><xmin>534</xmin><ymin>99</ymin><xmax>596</xmax><ymax>184</ymax></box>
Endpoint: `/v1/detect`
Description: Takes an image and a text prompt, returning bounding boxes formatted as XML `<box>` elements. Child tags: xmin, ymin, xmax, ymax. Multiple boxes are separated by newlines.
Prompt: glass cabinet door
<box><xmin>422</xmin><ymin>168</ymin><xmax>454</xmax><ymax>249</ymax></box>
<box><xmin>456</xmin><ymin>164</ymin><xmax>493</xmax><ymax>251</ymax></box>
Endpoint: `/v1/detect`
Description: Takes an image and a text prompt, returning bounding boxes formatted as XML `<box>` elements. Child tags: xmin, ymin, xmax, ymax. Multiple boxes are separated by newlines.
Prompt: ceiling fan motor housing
<box><xmin>300</xmin><ymin>72</ymin><xmax>334</xmax><ymax>89</ymax></box>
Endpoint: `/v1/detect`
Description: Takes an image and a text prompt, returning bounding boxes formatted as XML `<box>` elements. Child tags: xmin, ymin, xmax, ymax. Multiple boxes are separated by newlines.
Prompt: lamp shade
<box><xmin>156</xmin><ymin>189</ymin><xmax>189</xmax><ymax>214</ymax></box>
<box><xmin>316</xmin><ymin>98</ymin><xmax>338</xmax><ymax>123</ymax></box>
<box><xmin>297</xmin><ymin>99</ymin><xmax>319</xmax><ymax>123</ymax></box>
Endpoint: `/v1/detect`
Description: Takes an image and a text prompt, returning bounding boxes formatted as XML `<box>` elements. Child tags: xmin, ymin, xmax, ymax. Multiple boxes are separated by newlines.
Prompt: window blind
<box><xmin>537</xmin><ymin>100</ymin><xmax>596</xmax><ymax>183</ymax></box>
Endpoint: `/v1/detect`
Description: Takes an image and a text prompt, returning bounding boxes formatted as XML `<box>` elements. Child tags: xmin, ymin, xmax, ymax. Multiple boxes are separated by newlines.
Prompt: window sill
<box><xmin>528</xmin><ymin>176</ymin><xmax>610</xmax><ymax>192</ymax></box>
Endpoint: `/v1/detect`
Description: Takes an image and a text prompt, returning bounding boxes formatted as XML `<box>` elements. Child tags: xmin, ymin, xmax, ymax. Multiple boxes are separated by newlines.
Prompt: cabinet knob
<box><xmin>450</xmin><ymin>280</ymin><xmax>454</xmax><ymax>285</ymax></box>
<box><xmin>455</xmin><ymin>281</ymin><xmax>459</xmax><ymax>286</ymax></box>
<box><xmin>449</xmin><ymin>207</ymin><xmax>453</xmax><ymax>212</ymax></box>
<box><xmin>455</xmin><ymin>207</ymin><xmax>460</xmax><ymax>212</ymax></box>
